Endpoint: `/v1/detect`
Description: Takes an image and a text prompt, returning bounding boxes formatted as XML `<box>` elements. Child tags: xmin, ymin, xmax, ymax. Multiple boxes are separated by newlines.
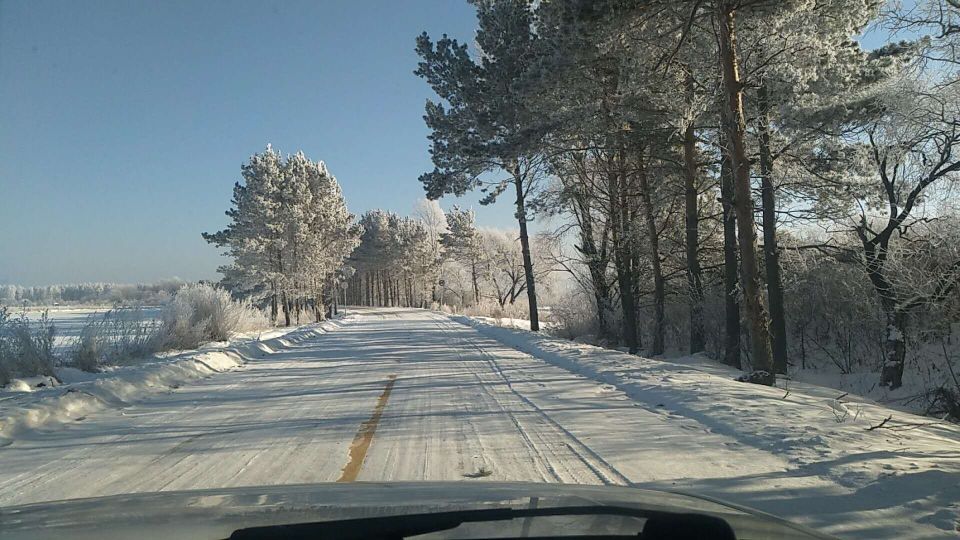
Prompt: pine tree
<box><xmin>442</xmin><ymin>206</ymin><xmax>484</xmax><ymax>304</ymax></box>
<box><xmin>204</xmin><ymin>146</ymin><xmax>361</xmax><ymax>324</ymax></box>
<box><xmin>415</xmin><ymin>0</ymin><xmax>545</xmax><ymax>330</ymax></box>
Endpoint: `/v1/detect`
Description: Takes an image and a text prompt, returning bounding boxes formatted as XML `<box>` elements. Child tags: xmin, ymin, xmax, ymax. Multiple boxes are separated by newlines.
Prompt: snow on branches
<box><xmin>203</xmin><ymin>146</ymin><xmax>361</xmax><ymax>325</ymax></box>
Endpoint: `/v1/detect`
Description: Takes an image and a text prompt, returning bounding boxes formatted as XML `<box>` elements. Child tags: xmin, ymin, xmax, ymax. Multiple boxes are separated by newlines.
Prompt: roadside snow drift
<box><xmin>452</xmin><ymin>314</ymin><xmax>960</xmax><ymax>539</ymax></box>
<box><xmin>0</xmin><ymin>321</ymin><xmax>343</xmax><ymax>445</ymax></box>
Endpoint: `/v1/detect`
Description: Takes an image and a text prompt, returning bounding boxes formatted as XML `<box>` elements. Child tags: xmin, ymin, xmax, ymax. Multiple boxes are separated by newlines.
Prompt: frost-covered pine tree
<box><xmin>204</xmin><ymin>146</ymin><xmax>287</xmax><ymax>318</ymax></box>
<box><xmin>414</xmin><ymin>198</ymin><xmax>448</xmax><ymax>301</ymax></box>
<box><xmin>442</xmin><ymin>206</ymin><xmax>484</xmax><ymax>304</ymax></box>
<box><xmin>204</xmin><ymin>146</ymin><xmax>361</xmax><ymax>325</ymax></box>
<box><xmin>347</xmin><ymin>210</ymin><xmax>438</xmax><ymax>308</ymax></box>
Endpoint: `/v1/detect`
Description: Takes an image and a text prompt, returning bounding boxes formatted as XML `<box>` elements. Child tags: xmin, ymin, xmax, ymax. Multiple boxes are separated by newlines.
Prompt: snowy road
<box><xmin>0</xmin><ymin>308</ymin><xmax>954</xmax><ymax>538</ymax></box>
<box><xmin>0</xmin><ymin>308</ymin><xmax>628</xmax><ymax>502</ymax></box>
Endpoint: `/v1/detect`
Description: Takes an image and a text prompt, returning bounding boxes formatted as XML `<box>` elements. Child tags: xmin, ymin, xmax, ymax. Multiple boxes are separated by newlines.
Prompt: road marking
<box><xmin>337</xmin><ymin>375</ymin><xmax>397</xmax><ymax>482</ymax></box>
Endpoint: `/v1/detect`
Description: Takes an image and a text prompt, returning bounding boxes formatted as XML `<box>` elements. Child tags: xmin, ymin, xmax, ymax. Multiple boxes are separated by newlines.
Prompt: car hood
<box><xmin>0</xmin><ymin>481</ymin><xmax>836</xmax><ymax>539</ymax></box>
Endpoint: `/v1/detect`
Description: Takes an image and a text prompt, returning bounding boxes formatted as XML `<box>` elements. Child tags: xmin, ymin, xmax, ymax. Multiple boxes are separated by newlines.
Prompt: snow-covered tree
<box><xmin>204</xmin><ymin>146</ymin><xmax>361</xmax><ymax>325</ymax></box>
<box><xmin>480</xmin><ymin>229</ymin><xmax>529</xmax><ymax>308</ymax></box>
<box><xmin>414</xmin><ymin>198</ymin><xmax>448</xmax><ymax>300</ymax></box>
<box><xmin>442</xmin><ymin>206</ymin><xmax>484</xmax><ymax>303</ymax></box>
<box><xmin>346</xmin><ymin>210</ymin><xmax>439</xmax><ymax>308</ymax></box>
<box><xmin>414</xmin><ymin>0</ymin><xmax>960</xmax><ymax>393</ymax></box>
<box><xmin>812</xmin><ymin>78</ymin><xmax>960</xmax><ymax>388</ymax></box>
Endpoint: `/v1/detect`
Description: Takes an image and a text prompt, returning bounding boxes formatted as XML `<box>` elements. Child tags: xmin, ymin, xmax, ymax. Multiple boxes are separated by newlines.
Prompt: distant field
<box><xmin>5</xmin><ymin>307</ymin><xmax>163</xmax><ymax>355</ymax></box>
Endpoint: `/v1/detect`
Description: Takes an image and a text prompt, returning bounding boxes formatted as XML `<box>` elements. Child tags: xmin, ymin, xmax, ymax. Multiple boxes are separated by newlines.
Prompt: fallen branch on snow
<box><xmin>866</xmin><ymin>414</ymin><xmax>940</xmax><ymax>432</ymax></box>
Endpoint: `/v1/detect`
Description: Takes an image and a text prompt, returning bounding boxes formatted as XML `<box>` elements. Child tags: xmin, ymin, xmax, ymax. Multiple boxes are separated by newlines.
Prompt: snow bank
<box><xmin>468</xmin><ymin>316</ymin><xmax>555</xmax><ymax>331</ymax></box>
<box><xmin>0</xmin><ymin>319</ymin><xmax>346</xmax><ymax>446</ymax></box>
<box><xmin>452</xmin><ymin>315</ymin><xmax>960</xmax><ymax>537</ymax></box>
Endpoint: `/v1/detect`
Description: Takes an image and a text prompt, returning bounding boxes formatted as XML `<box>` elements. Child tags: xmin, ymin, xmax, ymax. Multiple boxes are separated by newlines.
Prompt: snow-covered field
<box><xmin>6</xmin><ymin>307</ymin><xmax>163</xmax><ymax>353</ymax></box>
<box><xmin>0</xmin><ymin>307</ymin><xmax>956</xmax><ymax>539</ymax></box>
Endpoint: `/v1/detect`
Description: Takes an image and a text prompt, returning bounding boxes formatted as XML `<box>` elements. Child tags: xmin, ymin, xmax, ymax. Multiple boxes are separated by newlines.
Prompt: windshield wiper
<box><xmin>227</xmin><ymin>504</ymin><xmax>736</xmax><ymax>540</ymax></box>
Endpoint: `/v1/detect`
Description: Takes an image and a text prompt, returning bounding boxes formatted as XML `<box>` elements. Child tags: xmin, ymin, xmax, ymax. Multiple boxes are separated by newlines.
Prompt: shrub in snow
<box><xmin>71</xmin><ymin>308</ymin><xmax>162</xmax><ymax>371</ymax></box>
<box><xmin>550</xmin><ymin>293</ymin><xmax>602</xmax><ymax>343</ymax></box>
<box><xmin>65</xmin><ymin>284</ymin><xmax>269</xmax><ymax>373</ymax></box>
<box><xmin>931</xmin><ymin>387</ymin><xmax>960</xmax><ymax>421</ymax></box>
<box><xmin>460</xmin><ymin>299</ymin><xmax>531</xmax><ymax>322</ymax></box>
<box><xmin>0</xmin><ymin>307</ymin><xmax>57</xmax><ymax>386</ymax></box>
<box><xmin>159</xmin><ymin>284</ymin><xmax>269</xmax><ymax>350</ymax></box>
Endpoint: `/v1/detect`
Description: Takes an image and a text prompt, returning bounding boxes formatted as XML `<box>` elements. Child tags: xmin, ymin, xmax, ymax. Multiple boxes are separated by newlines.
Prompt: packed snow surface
<box><xmin>0</xmin><ymin>307</ymin><xmax>957</xmax><ymax>539</ymax></box>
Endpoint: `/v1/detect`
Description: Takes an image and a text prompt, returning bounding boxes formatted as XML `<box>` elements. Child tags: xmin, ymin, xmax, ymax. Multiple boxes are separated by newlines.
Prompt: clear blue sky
<box><xmin>0</xmin><ymin>1</ymin><xmax>900</xmax><ymax>287</ymax></box>
<box><xmin>0</xmin><ymin>0</ymin><xmax>524</xmax><ymax>286</ymax></box>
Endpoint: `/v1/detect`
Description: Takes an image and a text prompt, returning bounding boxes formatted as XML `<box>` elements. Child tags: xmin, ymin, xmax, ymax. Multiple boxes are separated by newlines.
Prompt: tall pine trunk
<box><xmin>682</xmin><ymin>110</ymin><xmax>706</xmax><ymax>354</ymax></box>
<box><xmin>757</xmin><ymin>84</ymin><xmax>789</xmax><ymax>374</ymax></box>
<box><xmin>378</xmin><ymin>271</ymin><xmax>385</xmax><ymax>306</ymax></box>
<box><xmin>720</xmin><ymin>133</ymin><xmax>742</xmax><ymax>369</ymax></box>
<box><xmin>574</xmin><ymin>191</ymin><xmax>612</xmax><ymax>339</ymax></box>
<box><xmin>609</xmin><ymin>158</ymin><xmax>639</xmax><ymax>353</ymax></box>
<box><xmin>281</xmin><ymin>291</ymin><xmax>291</xmax><ymax>327</ymax></box>
<box><xmin>637</xmin><ymin>150</ymin><xmax>665</xmax><ymax>356</ymax></box>
<box><xmin>626</xmin><ymin>168</ymin><xmax>644</xmax><ymax>351</ymax></box>
<box><xmin>270</xmin><ymin>286</ymin><xmax>278</xmax><ymax>323</ymax></box>
<box><xmin>514</xmin><ymin>162</ymin><xmax>540</xmax><ymax>332</ymax></box>
<box><xmin>718</xmin><ymin>4</ymin><xmax>774</xmax><ymax>381</ymax></box>
<box><xmin>471</xmin><ymin>259</ymin><xmax>481</xmax><ymax>305</ymax></box>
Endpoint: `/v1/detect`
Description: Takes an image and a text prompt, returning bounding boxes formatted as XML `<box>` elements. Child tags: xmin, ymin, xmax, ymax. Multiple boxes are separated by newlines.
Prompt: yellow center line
<box><xmin>337</xmin><ymin>374</ymin><xmax>397</xmax><ymax>482</ymax></box>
